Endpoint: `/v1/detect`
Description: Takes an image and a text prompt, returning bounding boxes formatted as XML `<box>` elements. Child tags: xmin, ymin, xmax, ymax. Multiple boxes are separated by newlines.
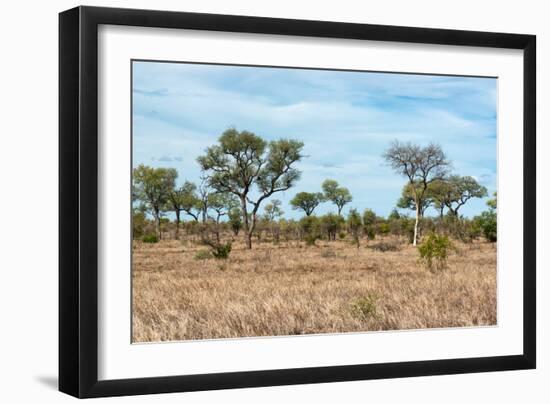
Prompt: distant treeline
<box><xmin>133</xmin><ymin>128</ymin><xmax>496</xmax><ymax>247</ymax></box>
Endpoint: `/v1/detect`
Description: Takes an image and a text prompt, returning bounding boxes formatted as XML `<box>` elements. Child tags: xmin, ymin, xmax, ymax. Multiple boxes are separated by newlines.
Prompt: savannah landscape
<box><xmin>131</xmin><ymin>130</ymin><xmax>497</xmax><ymax>343</ymax></box>
<box><xmin>131</xmin><ymin>63</ymin><xmax>497</xmax><ymax>343</ymax></box>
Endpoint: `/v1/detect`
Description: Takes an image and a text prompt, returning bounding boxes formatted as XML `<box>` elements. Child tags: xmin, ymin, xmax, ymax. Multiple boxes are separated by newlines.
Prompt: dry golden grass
<box><xmin>132</xmin><ymin>236</ymin><xmax>496</xmax><ymax>342</ymax></box>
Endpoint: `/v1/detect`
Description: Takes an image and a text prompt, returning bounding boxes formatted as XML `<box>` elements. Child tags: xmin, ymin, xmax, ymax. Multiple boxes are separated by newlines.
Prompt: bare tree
<box><xmin>383</xmin><ymin>141</ymin><xmax>450</xmax><ymax>245</ymax></box>
<box><xmin>196</xmin><ymin>175</ymin><xmax>211</xmax><ymax>224</ymax></box>
<box><xmin>197</xmin><ymin>128</ymin><xmax>304</xmax><ymax>249</ymax></box>
<box><xmin>263</xmin><ymin>199</ymin><xmax>284</xmax><ymax>222</ymax></box>
<box><xmin>263</xmin><ymin>199</ymin><xmax>284</xmax><ymax>242</ymax></box>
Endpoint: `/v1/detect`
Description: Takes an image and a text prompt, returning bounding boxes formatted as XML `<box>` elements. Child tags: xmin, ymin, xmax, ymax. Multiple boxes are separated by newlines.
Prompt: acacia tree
<box><xmin>383</xmin><ymin>141</ymin><xmax>450</xmax><ymax>245</ymax></box>
<box><xmin>167</xmin><ymin>179</ymin><xmax>204</xmax><ymax>238</ymax></box>
<box><xmin>444</xmin><ymin>175</ymin><xmax>488</xmax><ymax>217</ymax></box>
<box><xmin>197</xmin><ymin>128</ymin><xmax>304</xmax><ymax>249</ymax></box>
<box><xmin>290</xmin><ymin>192</ymin><xmax>324</xmax><ymax>216</ymax></box>
<box><xmin>133</xmin><ymin>164</ymin><xmax>176</xmax><ymax>239</ymax></box>
<box><xmin>177</xmin><ymin>181</ymin><xmax>202</xmax><ymax>221</ymax></box>
<box><xmin>322</xmin><ymin>179</ymin><xmax>352</xmax><ymax>216</ymax></box>
<box><xmin>426</xmin><ymin>179</ymin><xmax>451</xmax><ymax>218</ymax></box>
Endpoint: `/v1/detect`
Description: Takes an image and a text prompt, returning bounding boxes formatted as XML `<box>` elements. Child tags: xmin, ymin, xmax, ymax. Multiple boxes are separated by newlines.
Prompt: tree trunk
<box><xmin>413</xmin><ymin>204</ymin><xmax>420</xmax><ymax>246</ymax></box>
<box><xmin>154</xmin><ymin>215</ymin><xmax>161</xmax><ymax>240</ymax></box>
<box><xmin>247</xmin><ymin>212</ymin><xmax>257</xmax><ymax>249</ymax></box>
<box><xmin>240</xmin><ymin>197</ymin><xmax>252</xmax><ymax>249</ymax></box>
<box><xmin>175</xmin><ymin>210</ymin><xmax>180</xmax><ymax>240</ymax></box>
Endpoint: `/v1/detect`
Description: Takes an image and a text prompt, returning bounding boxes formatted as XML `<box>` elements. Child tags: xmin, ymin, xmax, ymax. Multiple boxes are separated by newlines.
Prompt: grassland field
<box><xmin>132</xmin><ymin>234</ymin><xmax>496</xmax><ymax>342</ymax></box>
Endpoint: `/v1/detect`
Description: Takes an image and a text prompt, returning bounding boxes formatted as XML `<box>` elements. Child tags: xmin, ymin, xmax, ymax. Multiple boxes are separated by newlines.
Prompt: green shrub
<box><xmin>304</xmin><ymin>234</ymin><xmax>319</xmax><ymax>246</ymax></box>
<box><xmin>476</xmin><ymin>211</ymin><xmax>497</xmax><ymax>242</ymax></box>
<box><xmin>211</xmin><ymin>242</ymin><xmax>232</xmax><ymax>259</ymax></box>
<box><xmin>194</xmin><ymin>249</ymin><xmax>212</xmax><ymax>260</ymax></box>
<box><xmin>141</xmin><ymin>234</ymin><xmax>158</xmax><ymax>243</ymax></box>
<box><xmin>300</xmin><ymin>215</ymin><xmax>319</xmax><ymax>233</ymax></box>
<box><xmin>365</xmin><ymin>227</ymin><xmax>376</xmax><ymax>241</ymax></box>
<box><xmin>300</xmin><ymin>215</ymin><xmax>321</xmax><ymax>245</ymax></box>
<box><xmin>320</xmin><ymin>213</ymin><xmax>344</xmax><ymax>241</ymax></box>
<box><xmin>397</xmin><ymin>217</ymin><xmax>415</xmax><ymax>243</ymax></box>
<box><xmin>458</xmin><ymin>219</ymin><xmax>482</xmax><ymax>243</ymax></box>
<box><xmin>200</xmin><ymin>238</ymin><xmax>232</xmax><ymax>259</ymax></box>
<box><xmin>377</xmin><ymin>222</ymin><xmax>390</xmax><ymax>236</ymax></box>
<box><xmin>133</xmin><ymin>211</ymin><xmax>147</xmax><ymax>239</ymax></box>
<box><xmin>350</xmin><ymin>293</ymin><xmax>379</xmax><ymax>320</ymax></box>
<box><xmin>418</xmin><ymin>233</ymin><xmax>453</xmax><ymax>271</ymax></box>
<box><xmin>338</xmin><ymin>231</ymin><xmax>347</xmax><ymax>240</ymax></box>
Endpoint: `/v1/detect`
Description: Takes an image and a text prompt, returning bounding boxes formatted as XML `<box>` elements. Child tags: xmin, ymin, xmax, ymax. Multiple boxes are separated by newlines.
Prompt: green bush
<box><xmin>418</xmin><ymin>233</ymin><xmax>453</xmax><ymax>271</ymax></box>
<box><xmin>320</xmin><ymin>213</ymin><xmax>344</xmax><ymax>241</ymax></box>
<box><xmin>350</xmin><ymin>293</ymin><xmax>379</xmax><ymax>320</ymax></box>
<box><xmin>377</xmin><ymin>222</ymin><xmax>390</xmax><ymax>236</ymax></box>
<box><xmin>141</xmin><ymin>234</ymin><xmax>158</xmax><ymax>243</ymax></box>
<box><xmin>133</xmin><ymin>211</ymin><xmax>147</xmax><ymax>239</ymax></box>
<box><xmin>304</xmin><ymin>234</ymin><xmax>320</xmax><ymax>246</ymax></box>
<box><xmin>365</xmin><ymin>227</ymin><xmax>376</xmax><ymax>240</ymax></box>
<box><xmin>300</xmin><ymin>215</ymin><xmax>321</xmax><ymax>245</ymax></box>
<box><xmin>211</xmin><ymin>242</ymin><xmax>232</xmax><ymax>259</ymax></box>
<box><xmin>300</xmin><ymin>215</ymin><xmax>319</xmax><ymax>233</ymax></box>
<box><xmin>399</xmin><ymin>217</ymin><xmax>415</xmax><ymax>243</ymax></box>
<box><xmin>476</xmin><ymin>211</ymin><xmax>497</xmax><ymax>242</ymax></box>
<box><xmin>200</xmin><ymin>238</ymin><xmax>232</xmax><ymax>259</ymax></box>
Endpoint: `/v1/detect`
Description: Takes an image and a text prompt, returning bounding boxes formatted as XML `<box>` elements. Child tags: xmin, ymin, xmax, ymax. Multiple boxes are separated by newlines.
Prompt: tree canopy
<box><xmin>133</xmin><ymin>164</ymin><xmax>177</xmax><ymax>238</ymax></box>
<box><xmin>197</xmin><ymin>128</ymin><xmax>304</xmax><ymax>248</ymax></box>
<box><xmin>322</xmin><ymin>179</ymin><xmax>352</xmax><ymax>216</ymax></box>
<box><xmin>290</xmin><ymin>192</ymin><xmax>324</xmax><ymax>216</ymax></box>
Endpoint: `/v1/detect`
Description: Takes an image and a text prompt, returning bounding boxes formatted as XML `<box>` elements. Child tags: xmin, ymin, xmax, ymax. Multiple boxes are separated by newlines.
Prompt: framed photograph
<box><xmin>59</xmin><ymin>6</ymin><xmax>536</xmax><ymax>398</ymax></box>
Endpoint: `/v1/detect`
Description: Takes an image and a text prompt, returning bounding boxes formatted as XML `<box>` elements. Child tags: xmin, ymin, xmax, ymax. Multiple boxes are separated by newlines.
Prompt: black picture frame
<box><xmin>59</xmin><ymin>5</ymin><xmax>536</xmax><ymax>398</ymax></box>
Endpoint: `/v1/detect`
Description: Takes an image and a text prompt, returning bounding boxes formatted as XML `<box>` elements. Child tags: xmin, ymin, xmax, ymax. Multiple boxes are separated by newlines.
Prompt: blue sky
<box><xmin>132</xmin><ymin>61</ymin><xmax>497</xmax><ymax>220</ymax></box>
